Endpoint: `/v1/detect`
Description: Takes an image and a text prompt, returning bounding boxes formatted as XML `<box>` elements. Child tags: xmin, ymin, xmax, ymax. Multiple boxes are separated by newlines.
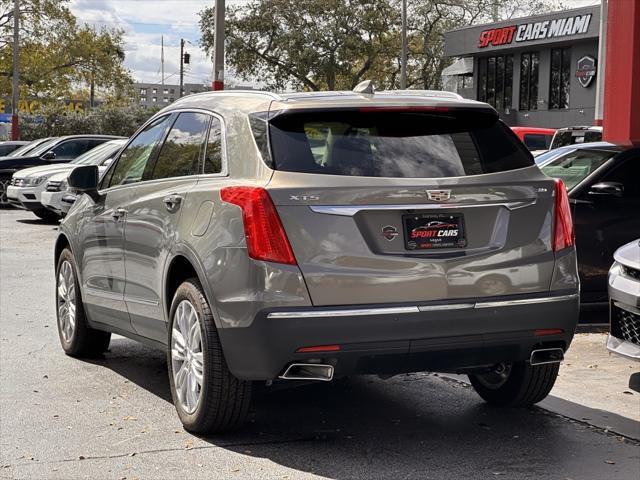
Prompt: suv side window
<box><xmin>52</xmin><ymin>140</ymin><xmax>90</xmax><ymax>159</ymax></box>
<box><xmin>204</xmin><ymin>117</ymin><xmax>223</xmax><ymax>174</ymax></box>
<box><xmin>600</xmin><ymin>155</ymin><xmax>640</xmax><ymax>197</ymax></box>
<box><xmin>107</xmin><ymin>116</ymin><xmax>173</xmax><ymax>188</ymax></box>
<box><xmin>150</xmin><ymin>112</ymin><xmax>210</xmax><ymax>180</ymax></box>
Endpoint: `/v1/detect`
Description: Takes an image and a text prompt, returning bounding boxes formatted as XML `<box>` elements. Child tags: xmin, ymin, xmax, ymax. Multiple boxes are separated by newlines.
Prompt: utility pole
<box><xmin>11</xmin><ymin>0</ymin><xmax>20</xmax><ymax>140</ymax></box>
<box><xmin>160</xmin><ymin>35</ymin><xmax>164</xmax><ymax>92</ymax></box>
<box><xmin>212</xmin><ymin>0</ymin><xmax>225</xmax><ymax>90</ymax></box>
<box><xmin>400</xmin><ymin>0</ymin><xmax>407</xmax><ymax>90</ymax></box>
<box><xmin>179</xmin><ymin>38</ymin><xmax>184</xmax><ymax>97</ymax></box>
<box><xmin>89</xmin><ymin>55</ymin><xmax>95</xmax><ymax>108</ymax></box>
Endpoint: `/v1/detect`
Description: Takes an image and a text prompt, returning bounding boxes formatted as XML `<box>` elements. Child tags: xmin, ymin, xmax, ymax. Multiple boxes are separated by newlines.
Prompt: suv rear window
<box><xmin>261</xmin><ymin>109</ymin><xmax>533</xmax><ymax>178</ymax></box>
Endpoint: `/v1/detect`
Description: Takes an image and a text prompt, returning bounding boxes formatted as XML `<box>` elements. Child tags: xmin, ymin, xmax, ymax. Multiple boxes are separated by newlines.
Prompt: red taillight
<box><xmin>534</xmin><ymin>328</ymin><xmax>564</xmax><ymax>336</ymax></box>
<box><xmin>553</xmin><ymin>179</ymin><xmax>575</xmax><ymax>251</ymax></box>
<box><xmin>296</xmin><ymin>345</ymin><xmax>341</xmax><ymax>353</ymax></box>
<box><xmin>220</xmin><ymin>186</ymin><xmax>297</xmax><ymax>265</ymax></box>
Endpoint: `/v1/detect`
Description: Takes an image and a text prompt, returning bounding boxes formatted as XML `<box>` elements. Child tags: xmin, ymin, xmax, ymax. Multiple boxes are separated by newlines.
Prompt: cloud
<box><xmin>69</xmin><ymin>0</ymin><xmax>214</xmax><ymax>84</ymax></box>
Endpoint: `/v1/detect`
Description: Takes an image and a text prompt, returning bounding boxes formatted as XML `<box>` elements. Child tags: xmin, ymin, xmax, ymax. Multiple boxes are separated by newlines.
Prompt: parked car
<box><xmin>0</xmin><ymin>137</ymin><xmax>57</xmax><ymax>205</ymax></box>
<box><xmin>0</xmin><ymin>140</ymin><xmax>29</xmax><ymax>156</ymax></box>
<box><xmin>510</xmin><ymin>127</ymin><xmax>556</xmax><ymax>155</ymax></box>
<box><xmin>0</xmin><ymin>134</ymin><xmax>121</xmax><ymax>207</ymax></box>
<box><xmin>3</xmin><ymin>137</ymin><xmax>57</xmax><ymax>158</ymax></box>
<box><xmin>55</xmin><ymin>89</ymin><xmax>579</xmax><ymax>434</ymax></box>
<box><xmin>607</xmin><ymin>239</ymin><xmax>640</xmax><ymax>362</ymax></box>
<box><xmin>539</xmin><ymin>142</ymin><xmax>640</xmax><ymax>307</ymax></box>
<box><xmin>549</xmin><ymin>125</ymin><xmax>602</xmax><ymax>150</ymax></box>
<box><xmin>40</xmin><ymin>139</ymin><xmax>126</xmax><ymax>217</ymax></box>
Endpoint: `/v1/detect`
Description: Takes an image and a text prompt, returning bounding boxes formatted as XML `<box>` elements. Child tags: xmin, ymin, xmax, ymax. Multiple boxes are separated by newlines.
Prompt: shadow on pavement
<box><xmin>15</xmin><ymin>217</ymin><xmax>59</xmax><ymax>226</ymax></box>
<box><xmin>83</xmin><ymin>337</ymin><xmax>638</xmax><ymax>479</ymax></box>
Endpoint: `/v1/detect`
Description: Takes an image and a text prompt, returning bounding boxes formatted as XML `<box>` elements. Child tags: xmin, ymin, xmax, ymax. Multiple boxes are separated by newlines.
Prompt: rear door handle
<box><xmin>112</xmin><ymin>208</ymin><xmax>127</xmax><ymax>220</ymax></box>
<box><xmin>163</xmin><ymin>194</ymin><xmax>183</xmax><ymax>212</ymax></box>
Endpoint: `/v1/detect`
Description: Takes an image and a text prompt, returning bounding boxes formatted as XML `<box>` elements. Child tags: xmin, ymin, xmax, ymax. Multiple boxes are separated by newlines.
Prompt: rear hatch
<box><xmin>260</xmin><ymin>106</ymin><xmax>558</xmax><ymax>306</ymax></box>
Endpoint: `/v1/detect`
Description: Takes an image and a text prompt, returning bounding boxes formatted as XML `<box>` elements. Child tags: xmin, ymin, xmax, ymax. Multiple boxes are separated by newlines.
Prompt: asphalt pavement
<box><xmin>1</xmin><ymin>209</ymin><xmax>639</xmax><ymax>480</ymax></box>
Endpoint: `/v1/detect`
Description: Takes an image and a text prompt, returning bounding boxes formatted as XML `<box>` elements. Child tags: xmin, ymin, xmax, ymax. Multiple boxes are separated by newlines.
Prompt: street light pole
<box><xmin>11</xmin><ymin>0</ymin><xmax>20</xmax><ymax>140</ymax></box>
<box><xmin>400</xmin><ymin>0</ymin><xmax>407</xmax><ymax>90</ymax></box>
<box><xmin>212</xmin><ymin>0</ymin><xmax>225</xmax><ymax>90</ymax></box>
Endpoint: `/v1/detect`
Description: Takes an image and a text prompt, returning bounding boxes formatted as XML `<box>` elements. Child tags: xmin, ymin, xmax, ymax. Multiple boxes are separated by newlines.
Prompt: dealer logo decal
<box><xmin>382</xmin><ymin>225</ymin><xmax>399</xmax><ymax>241</ymax></box>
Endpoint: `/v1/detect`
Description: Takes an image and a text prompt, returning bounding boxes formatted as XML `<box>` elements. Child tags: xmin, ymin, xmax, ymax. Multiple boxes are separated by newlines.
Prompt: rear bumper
<box><xmin>218</xmin><ymin>291</ymin><xmax>580</xmax><ymax>381</ymax></box>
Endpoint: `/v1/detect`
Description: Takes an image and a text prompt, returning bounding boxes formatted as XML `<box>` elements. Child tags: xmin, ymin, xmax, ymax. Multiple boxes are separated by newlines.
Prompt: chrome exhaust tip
<box><xmin>279</xmin><ymin>363</ymin><xmax>334</xmax><ymax>381</ymax></box>
<box><xmin>530</xmin><ymin>348</ymin><xmax>564</xmax><ymax>366</ymax></box>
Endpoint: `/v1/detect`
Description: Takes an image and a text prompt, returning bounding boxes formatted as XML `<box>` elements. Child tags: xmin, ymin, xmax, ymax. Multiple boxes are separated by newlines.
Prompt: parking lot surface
<box><xmin>1</xmin><ymin>209</ymin><xmax>639</xmax><ymax>480</ymax></box>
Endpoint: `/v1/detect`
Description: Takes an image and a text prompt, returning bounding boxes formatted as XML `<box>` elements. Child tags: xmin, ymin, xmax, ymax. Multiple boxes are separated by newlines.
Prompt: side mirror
<box><xmin>68</xmin><ymin>165</ymin><xmax>99</xmax><ymax>198</ymax></box>
<box><xmin>42</xmin><ymin>150</ymin><xmax>56</xmax><ymax>160</ymax></box>
<box><xmin>588</xmin><ymin>181</ymin><xmax>624</xmax><ymax>197</ymax></box>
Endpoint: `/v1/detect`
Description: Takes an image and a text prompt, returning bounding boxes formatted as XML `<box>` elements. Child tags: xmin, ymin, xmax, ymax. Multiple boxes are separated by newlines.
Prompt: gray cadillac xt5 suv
<box><xmin>55</xmin><ymin>89</ymin><xmax>580</xmax><ymax>433</ymax></box>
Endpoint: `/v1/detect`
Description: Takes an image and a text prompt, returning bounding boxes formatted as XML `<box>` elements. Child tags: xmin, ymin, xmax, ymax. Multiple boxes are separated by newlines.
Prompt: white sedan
<box><xmin>8</xmin><ymin>139</ymin><xmax>125</xmax><ymax>220</ymax></box>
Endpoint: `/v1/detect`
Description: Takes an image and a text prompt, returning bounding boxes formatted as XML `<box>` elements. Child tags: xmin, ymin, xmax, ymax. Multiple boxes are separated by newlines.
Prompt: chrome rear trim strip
<box><xmin>310</xmin><ymin>200</ymin><xmax>535</xmax><ymax>217</ymax></box>
<box><xmin>268</xmin><ymin>306</ymin><xmax>420</xmax><ymax>319</ymax></box>
<box><xmin>474</xmin><ymin>293</ymin><xmax>579</xmax><ymax>309</ymax></box>
<box><xmin>418</xmin><ymin>303</ymin><xmax>475</xmax><ymax>312</ymax></box>
<box><xmin>267</xmin><ymin>294</ymin><xmax>578</xmax><ymax>319</ymax></box>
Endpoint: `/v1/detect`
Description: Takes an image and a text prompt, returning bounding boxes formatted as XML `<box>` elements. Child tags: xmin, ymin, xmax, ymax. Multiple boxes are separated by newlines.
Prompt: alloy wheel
<box><xmin>171</xmin><ymin>300</ymin><xmax>204</xmax><ymax>414</ymax></box>
<box><xmin>57</xmin><ymin>260</ymin><xmax>77</xmax><ymax>343</ymax></box>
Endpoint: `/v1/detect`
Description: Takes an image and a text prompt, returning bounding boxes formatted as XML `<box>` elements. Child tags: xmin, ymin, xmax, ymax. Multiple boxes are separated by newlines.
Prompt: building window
<box><xmin>139</xmin><ymin>88</ymin><xmax>147</xmax><ymax>95</ymax></box>
<box><xmin>152</xmin><ymin>88</ymin><xmax>157</xmax><ymax>94</ymax></box>
<box><xmin>550</xmin><ymin>47</ymin><xmax>571</xmax><ymax>109</ymax></box>
<box><xmin>170</xmin><ymin>97</ymin><xmax>174</xmax><ymax>102</ymax></box>
<box><xmin>170</xmin><ymin>89</ymin><xmax>175</xmax><ymax>94</ymax></box>
<box><xmin>163</xmin><ymin>97</ymin><xmax>169</xmax><ymax>103</ymax></box>
<box><xmin>152</xmin><ymin>97</ymin><xmax>157</xmax><ymax>103</ymax></box>
<box><xmin>163</xmin><ymin>89</ymin><xmax>169</xmax><ymax>95</ymax></box>
<box><xmin>519</xmin><ymin>52</ymin><xmax>539</xmax><ymax>111</ymax></box>
<box><xmin>477</xmin><ymin>55</ymin><xmax>513</xmax><ymax>111</ymax></box>
<box><xmin>139</xmin><ymin>97</ymin><xmax>146</xmax><ymax>103</ymax></box>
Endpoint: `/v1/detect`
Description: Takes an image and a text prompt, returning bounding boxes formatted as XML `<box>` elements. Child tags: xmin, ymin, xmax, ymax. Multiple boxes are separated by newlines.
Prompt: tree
<box><xmin>19</xmin><ymin>104</ymin><xmax>157</xmax><ymax>140</ymax></box>
<box><xmin>404</xmin><ymin>0</ymin><xmax>565</xmax><ymax>90</ymax></box>
<box><xmin>200</xmin><ymin>0</ymin><xmax>564</xmax><ymax>92</ymax></box>
<box><xmin>0</xmin><ymin>0</ymin><xmax>132</xmax><ymax>103</ymax></box>
<box><xmin>200</xmin><ymin>0</ymin><xmax>400</xmax><ymax>91</ymax></box>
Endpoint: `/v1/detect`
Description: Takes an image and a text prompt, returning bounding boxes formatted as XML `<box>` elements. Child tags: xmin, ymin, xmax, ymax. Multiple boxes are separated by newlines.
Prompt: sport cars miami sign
<box><xmin>478</xmin><ymin>13</ymin><xmax>592</xmax><ymax>48</ymax></box>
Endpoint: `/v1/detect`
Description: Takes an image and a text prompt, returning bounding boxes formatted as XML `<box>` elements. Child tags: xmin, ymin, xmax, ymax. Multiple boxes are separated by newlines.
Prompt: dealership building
<box><xmin>443</xmin><ymin>5</ymin><xmax>600</xmax><ymax>128</ymax></box>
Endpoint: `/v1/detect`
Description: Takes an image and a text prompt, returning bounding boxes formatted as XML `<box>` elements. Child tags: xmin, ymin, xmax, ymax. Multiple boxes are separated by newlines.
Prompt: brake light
<box><xmin>296</xmin><ymin>345</ymin><xmax>341</xmax><ymax>353</ymax></box>
<box><xmin>553</xmin><ymin>179</ymin><xmax>575</xmax><ymax>251</ymax></box>
<box><xmin>220</xmin><ymin>186</ymin><xmax>297</xmax><ymax>265</ymax></box>
<box><xmin>359</xmin><ymin>106</ymin><xmax>449</xmax><ymax>113</ymax></box>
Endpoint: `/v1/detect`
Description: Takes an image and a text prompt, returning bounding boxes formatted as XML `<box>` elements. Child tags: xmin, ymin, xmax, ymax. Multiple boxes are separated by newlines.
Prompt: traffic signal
<box><xmin>183</xmin><ymin>53</ymin><xmax>190</xmax><ymax>65</ymax></box>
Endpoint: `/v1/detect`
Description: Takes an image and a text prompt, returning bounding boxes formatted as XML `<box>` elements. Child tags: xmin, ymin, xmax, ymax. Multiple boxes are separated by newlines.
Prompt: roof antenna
<box><xmin>353</xmin><ymin>80</ymin><xmax>375</xmax><ymax>95</ymax></box>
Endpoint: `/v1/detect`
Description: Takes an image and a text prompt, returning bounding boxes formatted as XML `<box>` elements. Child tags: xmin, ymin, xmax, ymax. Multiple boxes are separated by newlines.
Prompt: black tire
<box><xmin>167</xmin><ymin>278</ymin><xmax>252</xmax><ymax>434</ymax></box>
<box><xmin>55</xmin><ymin>248</ymin><xmax>111</xmax><ymax>356</ymax></box>
<box><xmin>468</xmin><ymin>361</ymin><xmax>559</xmax><ymax>407</ymax></box>
<box><xmin>34</xmin><ymin>208</ymin><xmax>60</xmax><ymax>222</ymax></box>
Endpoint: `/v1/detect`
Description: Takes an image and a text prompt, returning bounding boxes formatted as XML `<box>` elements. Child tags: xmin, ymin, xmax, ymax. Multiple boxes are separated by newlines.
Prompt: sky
<box><xmin>68</xmin><ymin>0</ymin><xmax>601</xmax><ymax>88</ymax></box>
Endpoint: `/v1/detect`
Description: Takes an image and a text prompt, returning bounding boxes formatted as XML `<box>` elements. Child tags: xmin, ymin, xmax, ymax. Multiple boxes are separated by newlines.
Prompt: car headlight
<box><xmin>60</xmin><ymin>179</ymin><xmax>68</xmax><ymax>191</ymax></box>
<box><xmin>25</xmin><ymin>176</ymin><xmax>47</xmax><ymax>186</ymax></box>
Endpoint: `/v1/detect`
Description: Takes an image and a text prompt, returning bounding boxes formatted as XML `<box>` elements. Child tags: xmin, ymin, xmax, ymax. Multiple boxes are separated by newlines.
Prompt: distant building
<box><xmin>133</xmin><ymin>82</ymin><xmax>209</xmax><ymax>109</ymax></box>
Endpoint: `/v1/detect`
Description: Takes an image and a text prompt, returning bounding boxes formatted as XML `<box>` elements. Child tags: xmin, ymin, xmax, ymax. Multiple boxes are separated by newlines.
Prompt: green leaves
<box><xmin>199</xmin><ymin>0</ymin><xmax>564</xmax><ymax>92</ymax></box>
<box><xmin>0</xmin><ymin>0</ymin><xmax>132</xmax><ymax>102</ymax></box>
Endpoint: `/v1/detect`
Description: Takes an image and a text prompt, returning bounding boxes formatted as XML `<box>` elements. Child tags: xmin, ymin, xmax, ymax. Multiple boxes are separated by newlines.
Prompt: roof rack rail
<box><xmin>176</xmin><ymin>89</ymin><xmax>284</xmax><ymax>101</ymax></box>
<box><xmin>379</xmin><ymin>89</ymin><xmax>464</xmax><ymax>100</ymax></box>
